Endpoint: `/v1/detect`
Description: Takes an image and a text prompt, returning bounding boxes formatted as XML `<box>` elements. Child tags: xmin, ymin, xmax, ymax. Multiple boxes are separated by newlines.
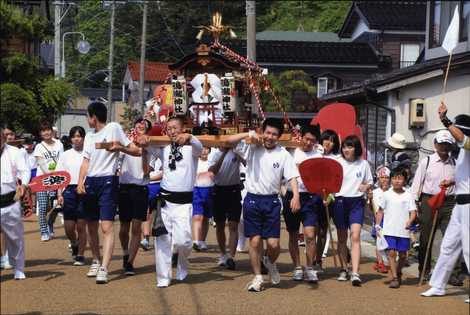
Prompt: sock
<box><xmin>255</xmin><ymin>274</ymin><xmax>263</xmax><ymax>281</ymax></box>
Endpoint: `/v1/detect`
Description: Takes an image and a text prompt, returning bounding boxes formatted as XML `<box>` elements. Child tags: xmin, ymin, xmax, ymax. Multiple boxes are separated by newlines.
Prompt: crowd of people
<box><xmin>0</xmin><ymin>101</ymin><xmax>468</xmax><ymax>302</ymax></box>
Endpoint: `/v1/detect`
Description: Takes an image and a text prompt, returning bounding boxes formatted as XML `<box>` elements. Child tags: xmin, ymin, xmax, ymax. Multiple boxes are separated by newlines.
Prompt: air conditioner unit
<box><xmin>409</xmin><ymin>98</ymin><xmax>426</xmax><ymax>128</ymax></box>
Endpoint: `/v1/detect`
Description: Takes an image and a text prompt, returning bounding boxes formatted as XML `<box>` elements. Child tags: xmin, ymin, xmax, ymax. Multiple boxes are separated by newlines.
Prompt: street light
<box><xmin>61</xmin><ymin>32</ymin><xmax>90</xmax><ymax>78</ymax></box>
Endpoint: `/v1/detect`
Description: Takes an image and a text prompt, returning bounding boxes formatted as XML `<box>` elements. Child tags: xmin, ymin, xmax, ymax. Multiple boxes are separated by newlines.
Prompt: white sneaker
<box><xmin>465</xmin><ymin>298</ymin><xmax>469</xmax><ymax>304</ymax></box>
<box><xmin>96</xmin><ymin>266</ymin><xmax>108</xmax><ymax>284</ymax></box>
<box><xmin>199</xmin><ymin>241</ymin><xmax>208</xmax><ymax>250</ymax></box>
<box><xmin>247</xmin><ymin>276</ymin><xmax>264</xmax><ymax>292</ymax></box>
<box><xmin>218</xmin><ymin>254</ymin><xmax>227</xmax><ymax>267</ymax></box>
<box><xmin>41</xmin><ymin>234</ymin><xmax>50</xmax><ymax>242</ymax></box>
<box><xmin>14</xmin><ymin>270</ymin><xmax>26</xmax><ymax>280</ymax></box>
<box><xmin>421</xmin><ymin>287</ymin><xmax>446</xmax><ymax>297</ymax></box>
<box><xmin>337</xmin><ymin>269</ymin><xmax>349</xmax><ymax>281</ymax></box>
<box><xmin>292</xmin><ymin>267</ymin><xmax>304</xmax><ymax>281</ymax></box>
<box><xmin>87</xmin><ymin>261</ymin><xmax>100</xmax><ymax>277</ymax></box>
<box><xmin>351</xmin><ymin>272</ymin><xmax>362</xmax><ymax>286</ymax></box>
<box><xmin>264</xmin><ymin>258</ymin><xmax>280</xmax><ymax>285</ymax></box>
<box><xmin>305</xmin><ymin>267</ymin><xmax>318</xmax><ymax>283</ymax></box>
<box><xmin>0</xmin><ymin>256</ymin><xmax>13</xmax><ymax>270</ymax></box>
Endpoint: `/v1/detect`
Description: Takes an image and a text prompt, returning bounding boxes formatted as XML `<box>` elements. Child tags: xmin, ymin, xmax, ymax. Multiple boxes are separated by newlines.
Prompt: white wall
<box><xmin>58</xmin><ymin>114</ymin><xmax>90</xmax><ymax>137</ymax></box>
<box><xmin>351</xmin><ymin>19</ymin><xmax>369</xmax><ymax>41</ymax></box>
<box><xmin>389</xmin><ymin>72</ymin><xmax>470</xmax><ymax>159</ymax></box>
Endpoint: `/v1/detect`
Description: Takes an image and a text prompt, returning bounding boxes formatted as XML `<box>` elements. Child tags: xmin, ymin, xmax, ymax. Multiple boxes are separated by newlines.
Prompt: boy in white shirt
<box><xmin>77</xmin><ymin>102</ymin><xmax>143</xmax><ymax>284</ymax></box>
<box><xmin>208</xmin><ymin>147</ymin><xmax>243</xmax><ymax>269</ymax></box>
<box><xmin>34</xmin><ymin>120</ymin><xmax>64</xmax><ymax>241</ymax></box>
<box><xmin>118</xmin><ymin>118</ymin><xmax>153</xmax><ymax>276</ymax></box>
<box><xmin>227</xmin><ymin>118</ymin><xmax>300</xmax><ymax>292</ymax></box>
<box><xmin>150</xmin><ymin>116</ymin><xmax>203</xmax><ymax>288</ymax></box>
<box><xmin>192</xmin><ymin>147</ymin><xmax>214</xmax><ymax>251</ymax></box>
<box><xmin>283</xmin><ymin>125</ymin><xmax>322</xmax><ymax>283</ymax></box>
<box><xmin>376</xmin><ymin>167</ymin><xmax>417</xmax><ymax>289</ymax></box>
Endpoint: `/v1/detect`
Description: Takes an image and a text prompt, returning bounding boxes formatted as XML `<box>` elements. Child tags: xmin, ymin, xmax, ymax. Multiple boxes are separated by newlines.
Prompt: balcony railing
<box><xmin>400</xmin><ymin>60</ymin><xmax>416</xmax><ymax>68</ymax></box>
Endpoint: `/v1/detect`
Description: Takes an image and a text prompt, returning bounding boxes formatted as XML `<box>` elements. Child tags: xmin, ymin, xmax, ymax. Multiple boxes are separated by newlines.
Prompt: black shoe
<box><xmin>123</xmin><ymin>254</ymin><xmax>129</xmax><ymax>269</ymax></box>
<box><xmin>172</xmin><ymin>253</ymin><xmax>178</xmax><ymax>268</ymax></box>
<box><xmin>71</xmin><ymin>243</ymin><xmax>79</xmax><ymax>257</ymax></box>
<box><xmin>124</xmin><ymin>262</ymin><xmax>135</xmax><ymax>276</ymax></box>
<box><xmin>193</xmin><ymin>243</ymin><xmax>201</xmax><ymax>252</ymax></box>
<box><xmin>226</xmin><ymin>258</ymin><xmax>236</xmax><ymax>270</ymax></box>
<box><xmin>73</xmin><ymin>255</ymin><xmax>85</xmax><ymax>266</ymax></box>
<box><xmin>449</xmin><ymin>275</ymin><xmax>464</xmax><ymax>287</ymax></box>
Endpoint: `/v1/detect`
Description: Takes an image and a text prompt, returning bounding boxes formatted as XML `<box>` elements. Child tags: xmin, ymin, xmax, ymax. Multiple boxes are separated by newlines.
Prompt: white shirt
<box><xmin>33</xmin><ymin>139</ymin><xmax>64</xmax><ymax>176</ymax></box>
<box><xmin>208</xmin><ymin>149</ymin><xmax>241</xmax><ymax>186</ymax></box>
<box><xmin>337</xmin><ymin>158</ymin><xmax>373</xmax><ymax>197</ymax></box>
<box><xmin>157</xmin><ymin>136</ymin><xmax>203</xmax><ymax>192</ymax></box>
<box><xmin>56</xmin><ymin>148</ymin><xmax>83</xmax><ymax>185</ymax></box>
<box><xmin>149</xmin><ymin>154</ymin><xmax>162</xmax><ymax>184</ymax></box>
<box><xmin>195</xmin><ymin>159</ymin><xmax>214</xmax><ymax>187</ymax></box>
<box><xmin>371</xmin><ymin>187</ymin><xmax>387</xmax><ymax>213</ymax></box>
<box><xmin>378</xmin><ymin>189</ymin><xmax>417</xmax><ymax>238</ymax></box>
<box><xmin>83</xmin><ymin>122</ymin><xmax>131</xmax><ymax>177</ymax></box>
<box><xmin>234</xmin><ymin>141</ymin><xmax>299</xmax><ymax>195</ymax></box>
<box><xmin>119</xmin><ymin>149</ymin><xmax>154</xmax><ymax>185</ymax></box>
<box><xmin>27</xmin><ymin>151</ymin><xmax>37</xmax><ymax>170</ymax></box>
<box><xmin>1</xmin><ymin>144</ymin><xmax>31</xmax><ymax>194</ymax></box>
<box><xmin>293</xmin><ymin>147</ymin><xmax>322</xmax><ymax>193</ymax></box>
<box><xmin>455</xmin><ymin>136</ymin><xmax>469</xmax><ymax>195</ymax></box>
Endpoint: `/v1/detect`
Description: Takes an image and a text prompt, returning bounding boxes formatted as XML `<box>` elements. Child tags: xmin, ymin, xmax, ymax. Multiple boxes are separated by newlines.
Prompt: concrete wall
<box><xmin>388</xmin><ymin>71</ymin><xmax>470</xmax><ymax>159</ymax></box>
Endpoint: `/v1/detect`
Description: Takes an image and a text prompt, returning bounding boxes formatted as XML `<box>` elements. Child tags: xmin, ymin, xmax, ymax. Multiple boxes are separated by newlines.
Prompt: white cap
<box><xmin>387</xmin><ymin>132</ymin><xmax>406</xmax><ymax>149</ymax></box>
<box><xmin>434</xmin><ymin>130</ymin><xmax>455</xmax><ymax>144</ymax></box>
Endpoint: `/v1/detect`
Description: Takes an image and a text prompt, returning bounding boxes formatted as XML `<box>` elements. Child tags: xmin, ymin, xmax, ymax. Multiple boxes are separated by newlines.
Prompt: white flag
<box><xmin>442</xmin><ymin>6</ymin><xmax>460</xmax><ymax>54</ymax></box>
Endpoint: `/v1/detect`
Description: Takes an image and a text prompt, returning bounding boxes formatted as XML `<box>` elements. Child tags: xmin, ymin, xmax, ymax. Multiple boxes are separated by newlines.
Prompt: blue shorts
<box><xmin>119</xmin><ymin>184</ymin><xmax>149</xmax><ymax>222</ymax></box>
<box><xmin>213</xmin><ymin>185</ymin><xmax>242</xmax><ymax>223</ymax></box>
<box><xmin>243</xmin><ymin>192</ymin><xmax>281</xmax><ymax>239</ymax></box>
<box><xmin>282</xmin><ymin>191</ymin><xmax>322</xmax><ymax>232</ymax></box>
<box><xmin>148</xmin><ymin>182</ymin><xmax>161</xmax><ymax>202</ymax></box>
<box><xmin>384</xmin><ymin>236</ymin><xmax>410</xmax><ymax>253</ymax></box>
<box><xmin>62</xmin><ymin>185</ymin><xmax>85</xmax><ymax>221</ymax></box>
<box><xmin>193</xmin><ymin>186</ymin><xmax>214</xmax><ymax>217</ymax></box>
<box><xmin>83</xmin><ymin>176</ymin><xmax>119</xmax><ymax>221</ymax></box>
<box><xmin>332</xmin><ymin>196</ymin><xmax>365</xmax><ymax>229</ymax></box>
<box><xmin>30</xmin><ymin>168</ymin><xmax>37</xmax><ymax>179</ymax></box>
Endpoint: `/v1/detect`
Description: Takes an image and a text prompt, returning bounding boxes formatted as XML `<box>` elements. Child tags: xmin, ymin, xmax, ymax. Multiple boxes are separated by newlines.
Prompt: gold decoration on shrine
<box><xmin>195</xmin><ymin>12</ymin><xmax>237</xmax><ymax>43</ymax></box>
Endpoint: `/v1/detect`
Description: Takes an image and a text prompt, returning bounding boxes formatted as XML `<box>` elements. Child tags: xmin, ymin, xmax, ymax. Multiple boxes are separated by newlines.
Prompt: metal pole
<box><xmin>246</xmin><ymin>1</ymin><xmax>256</xmax><ymax>62</ymax></box>
<box><xmin>139</xmin><ymin>1</ymin><xmax>148</xmax><ymax>113</ymax></box>
<box><xmin>246</xmin><ymin>1</ymin><xmax>256</xmax><ymax>118</ymax></box>
<box><xmin>61</xmin><ymin>32</ymin><xmax>85</xmax><ymax>78</ymax></box>
<box><xmin>54</xmin><ymin>2</ymin><xmax>61</xmax><ymax>79</ymax></box>
<box><xmin>107</xmin><ymin>1</ymin><xmax>116</xmax><ymax>122</ymax></box>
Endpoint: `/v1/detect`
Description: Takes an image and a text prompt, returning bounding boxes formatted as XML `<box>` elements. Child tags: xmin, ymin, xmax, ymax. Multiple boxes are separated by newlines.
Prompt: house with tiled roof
<box><xmin>122</xmin><ymin>61</ymin><xmax>171</xmax><ymax>108</ymax></box>
<box><xmin>322</xmin><ymin>1</ymin><xmax>470</xmax><ymax>168</ymax></box>
<box><xmin>338</xmin><ymin>1</ymin><xmax>427</xmax><ymax>70</ymax></box>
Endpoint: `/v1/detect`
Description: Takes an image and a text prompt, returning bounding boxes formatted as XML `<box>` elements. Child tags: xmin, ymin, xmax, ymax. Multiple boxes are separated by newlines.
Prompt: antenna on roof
<box><xmin>296</xmin><ymin>0</ymin><xmax>305</xmax><ymax>32</ymax></box>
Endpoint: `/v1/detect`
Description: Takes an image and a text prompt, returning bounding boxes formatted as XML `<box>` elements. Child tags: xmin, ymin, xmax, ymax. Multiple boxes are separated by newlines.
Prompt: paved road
<box><xmin>1</xmin><ymin>216</ymin><xmax>468</xmax><ymax>315</ymax></box>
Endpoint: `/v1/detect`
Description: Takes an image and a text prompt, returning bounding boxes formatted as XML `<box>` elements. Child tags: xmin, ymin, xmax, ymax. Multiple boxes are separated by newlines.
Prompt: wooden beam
<box><xmin>95</xmin><ymin>134</ymin><xmax>300</xmax><ymax>149</ymax></box>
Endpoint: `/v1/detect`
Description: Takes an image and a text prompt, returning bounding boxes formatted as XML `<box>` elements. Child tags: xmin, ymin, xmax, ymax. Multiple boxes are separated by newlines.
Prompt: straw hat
<box><xmin>387</xmin><ymin>132</ymin><xmax>406</xmax><ymax>149</ymax></box>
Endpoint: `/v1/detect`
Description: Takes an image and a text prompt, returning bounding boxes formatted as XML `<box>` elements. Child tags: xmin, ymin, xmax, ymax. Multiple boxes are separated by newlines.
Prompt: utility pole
<box><xmin>107</xmin><ymin>1</ymin><xmax>116</xmax><ymax>122</ymax></box>
<box><xmin>246</xmin><ymin>1</ymin><xmax>256</xmax><ymax>63</ymax></box>
<box><xmin>138</xmin><ymin>1</ymin><xmax>148</xmax><ymax>113</ymax></box>
<box><xmin>54</xmin><ymin>2</ymin><xmax>61</xmax><ymax>79</ymax></box>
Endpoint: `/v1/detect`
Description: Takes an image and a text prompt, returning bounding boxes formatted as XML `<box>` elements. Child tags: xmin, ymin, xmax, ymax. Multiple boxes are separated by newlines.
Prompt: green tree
<box><xmin>261</xmin><ymin>70</ymin><xmax>316</xmax><ymax>112</ymax></box>
<box><xmin>0</xmin><ymin>2</ymin><xmax>76</xmax><ymax>134</ymax></box>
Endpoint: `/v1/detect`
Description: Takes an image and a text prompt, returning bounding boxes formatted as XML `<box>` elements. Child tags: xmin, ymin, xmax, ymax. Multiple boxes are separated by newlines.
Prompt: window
<box><xmin>317</xmin><ymin>77</ymin><xmax>337</xmax><ymax>98</ymax></box>
<box><xmin>400</xmin><ymin>43</ymin><xmax>420</xmax><ymax>68</ymax></box>
<box><xmin>430</xmin><ymin>1</ymin><xmax>468</xmax><ymax>48</ymax></box>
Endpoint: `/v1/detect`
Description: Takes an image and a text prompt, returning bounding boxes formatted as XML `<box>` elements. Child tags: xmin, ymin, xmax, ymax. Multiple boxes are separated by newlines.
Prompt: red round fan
<box><xmin>299</xmin><ymin>158</ymin><xmax>343</xmax><ymax>196</ymax></box>
<box><xmin>28</xmin><ymin>171</ymin><xmax>71</xmax><ymax>193</ymax></box>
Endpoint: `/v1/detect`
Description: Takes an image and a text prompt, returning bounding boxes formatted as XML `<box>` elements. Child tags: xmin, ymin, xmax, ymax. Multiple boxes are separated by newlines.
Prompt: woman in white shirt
<box><xmin>34</xmin><ymin>121</ymin><xmax>64</xmax><ymax>241</ymax></box>
<box><xmin>56</xmin><ymin>126</ymin><xmax>87</xmax><ymax>266</ymax></box>
<box><xmin>332</xmin><ymin>135</ymin><xmax>373</xmax><ymax>286</ymax></box>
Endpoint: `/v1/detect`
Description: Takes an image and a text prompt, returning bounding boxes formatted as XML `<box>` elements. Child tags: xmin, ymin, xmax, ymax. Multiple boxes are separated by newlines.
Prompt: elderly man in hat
<box><xmin>421</xmin><ymin>103</ymin><xmax>470</xmax><ymax>304</ymax></box>
<box><xmin>411</xmin><ymin>129</ymin><xmax>456</xmax><ymax>281</ymax></box>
